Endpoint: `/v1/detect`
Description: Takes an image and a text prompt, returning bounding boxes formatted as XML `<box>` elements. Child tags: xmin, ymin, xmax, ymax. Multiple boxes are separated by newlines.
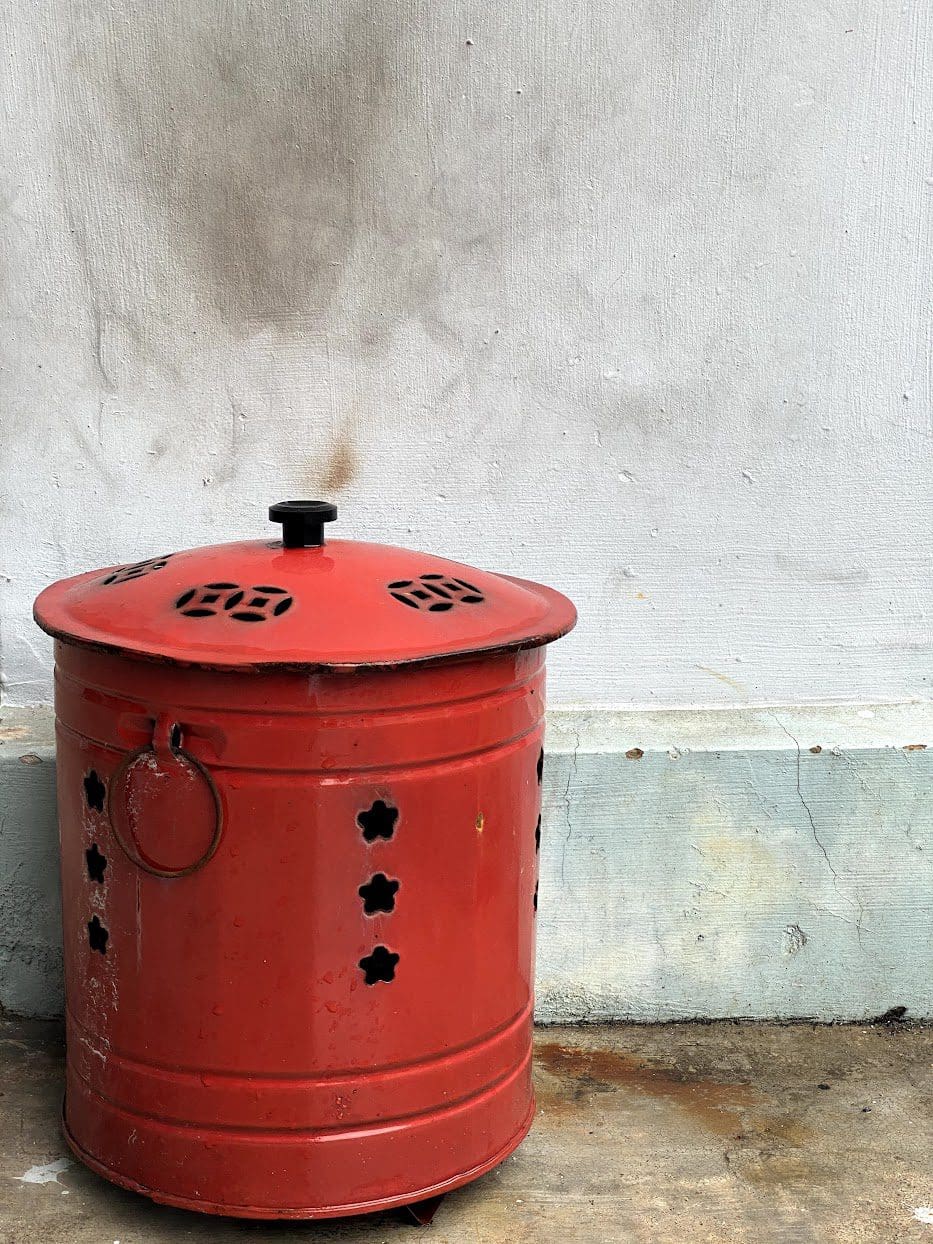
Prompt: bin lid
<box><xmin>34</xmin><ymin>501</ymin><xmax>576</xmax><ymax>671</ymax></box>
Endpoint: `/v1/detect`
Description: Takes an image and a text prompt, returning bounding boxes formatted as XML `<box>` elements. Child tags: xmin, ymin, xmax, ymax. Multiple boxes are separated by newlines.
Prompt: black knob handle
<box><xmin>269</xmin><ymin>500</ymin><xmax>337</xmax><ymax>548</ymax></box>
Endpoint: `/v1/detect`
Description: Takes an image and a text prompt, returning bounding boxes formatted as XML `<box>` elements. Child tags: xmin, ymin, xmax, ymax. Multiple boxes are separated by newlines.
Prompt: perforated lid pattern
<box><xmin>387</xmin><ymin>574</ymin><xmax>485</xmax><ymax>613</ymax></box>
<box><xmin>175</xmin><ymin>583</ymin><xmax>294</xmax><ymax>623</ymax></box>
<box><xmin>34</xmin><ymin>504</ymin><xmax>576</xmax><ymax>671</ymax></box>
<box><xmin>101</xmin><ymin>555</ymin><xmax>173</xmax><ymax>586</ymax></box>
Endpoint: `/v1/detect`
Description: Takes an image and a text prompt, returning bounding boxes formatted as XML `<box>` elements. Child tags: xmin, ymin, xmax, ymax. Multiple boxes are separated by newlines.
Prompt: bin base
<box><xmin>62</xmin><ymin>1102</ymin><xmax>534</xmax><ymax>1221</ymax></box>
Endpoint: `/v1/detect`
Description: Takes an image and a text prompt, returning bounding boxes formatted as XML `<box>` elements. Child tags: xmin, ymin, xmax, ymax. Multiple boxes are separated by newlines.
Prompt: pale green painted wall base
<box><xmin>2</xmin><ymin>703</ymin><xmax>931</xmax><ymax>1021</ymax></box>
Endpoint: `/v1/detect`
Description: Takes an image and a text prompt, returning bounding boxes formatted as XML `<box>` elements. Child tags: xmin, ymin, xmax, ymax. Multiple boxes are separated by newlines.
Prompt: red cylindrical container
<box><xmin>34</xmin><ymin>501</ymin><xmax>575</xmax><ymax>1219</ymax></box>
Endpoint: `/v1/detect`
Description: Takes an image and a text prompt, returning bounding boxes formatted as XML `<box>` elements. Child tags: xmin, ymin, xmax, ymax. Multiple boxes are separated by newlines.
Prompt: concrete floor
<box><xmin>2</xmin><ymin>1020</ymin><xmax>932</xmax><ymax>1243</ymax></box>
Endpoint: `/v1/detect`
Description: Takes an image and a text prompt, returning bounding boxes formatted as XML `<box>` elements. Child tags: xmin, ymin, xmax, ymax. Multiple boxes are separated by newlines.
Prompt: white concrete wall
<box><xmin>3</xmin><ymin>2</ymin><xmax>933</xmax><ymax>1022</ymax></box>
<box><xmin>2</xmin><ymin>0</ymin><xmax>931</xmax><ymax>709</ymax></box>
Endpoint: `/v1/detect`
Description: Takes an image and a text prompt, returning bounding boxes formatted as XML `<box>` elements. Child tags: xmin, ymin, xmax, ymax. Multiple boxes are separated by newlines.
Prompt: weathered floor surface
<box><xmin>1</xmin><ymin>1019</ymin><xmax>931</xmax><ymax>1243</ymax></box>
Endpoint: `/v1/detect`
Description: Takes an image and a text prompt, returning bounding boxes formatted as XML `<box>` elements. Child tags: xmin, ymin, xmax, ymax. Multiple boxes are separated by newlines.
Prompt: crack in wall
<box><xmin>772</xmin><ymin>714</ymin><xmax>865</xmax><ymax>944</ymax></box>
<box><xmin>772</xmin><ymin>715</ymin><xmax>839</xmax><ymax>880</ymax></box>
<box><xmin>558</xmin><ymin>726</ymin><xmax>581</xmax><ymax>888</ymax></box>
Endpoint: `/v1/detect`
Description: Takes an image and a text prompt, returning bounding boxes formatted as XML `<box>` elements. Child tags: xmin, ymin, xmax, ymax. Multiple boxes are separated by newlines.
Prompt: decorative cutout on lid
<box><xmin>387</xmin><ymin>574</ymin><xmax>485</xmax><ymax>612</ymax></box>
<box><xmin>175</xmin><ymin>583</ymin><xmax>294</xmax><ymax>623</ymax></box>
<box><xmin>101</xmin><ymin>555</ymin><xmax>172</xmax><ymax>586</ymax></box>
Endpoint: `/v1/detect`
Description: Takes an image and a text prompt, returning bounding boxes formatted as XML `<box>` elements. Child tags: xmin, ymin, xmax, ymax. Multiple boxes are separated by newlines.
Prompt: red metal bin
<box><xmin>33</xmin><ymin>501</ymin><xmax>576</xmax><ymax>1220</ymax></box>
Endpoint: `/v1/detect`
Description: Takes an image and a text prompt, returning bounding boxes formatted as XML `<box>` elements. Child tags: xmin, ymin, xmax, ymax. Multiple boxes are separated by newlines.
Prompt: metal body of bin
<box><xmin>34</xmin><ymin>501</ymin><xmax>575</xmax><ymax>1219</ymax></box>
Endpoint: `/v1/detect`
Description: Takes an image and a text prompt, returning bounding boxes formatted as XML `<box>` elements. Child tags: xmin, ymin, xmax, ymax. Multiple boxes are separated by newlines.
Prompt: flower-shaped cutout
<box><xmin>357</xmin><ymin>800</ymin><xmax>399</xmax><ymax>842</ymax></box>
<box><xmin>359</xmin><ymin>873</ymin><xmax>400</xmax><ymax>915</ymax></box>
<box><xmin>84</xmin><ymin>770</ymin><xmax>106</xmax><ymax>813</ymax></box>
<box><xmin>359</xmin><ymin>945</ymin><xmax>399</xmax><ymax>985</ymax></box>
<box><xmin>85</xmin><ymin>844</ymin><xmax>107</xmax><ymax>883</ymax></box>
<box><xmin>88</xmin><ymin>915</ymin><xmax>109</xmax><ymax>954</ymax></box>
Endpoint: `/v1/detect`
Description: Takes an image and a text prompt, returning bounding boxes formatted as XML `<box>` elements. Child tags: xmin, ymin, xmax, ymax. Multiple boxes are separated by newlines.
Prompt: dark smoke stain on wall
<box><xmin>54</xmin><ymin>1</ymin><xmax>518</xmax><ymax>354</ymax></box>
<box><xmin>80</xmin><ymin>2</ymin><xmax>394</xmax><ymax>331</ymax></box>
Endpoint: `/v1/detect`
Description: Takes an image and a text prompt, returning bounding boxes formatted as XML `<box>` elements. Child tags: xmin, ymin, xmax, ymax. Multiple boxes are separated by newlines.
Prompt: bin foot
<box><xmin>402</xmin><ymin>1193</ymin><xmax>445</xmax><ymax>1225</ymax></box>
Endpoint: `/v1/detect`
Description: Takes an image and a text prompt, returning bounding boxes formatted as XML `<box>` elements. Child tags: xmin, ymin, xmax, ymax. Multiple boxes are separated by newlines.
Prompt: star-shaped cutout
<box><xmin>87</xmin><ymin>915</ymin><xmax>109</xmax><ymax>955</ymax></box>
<box><xmin>83</xmin><ymin>770</ymin><xmax>106</xmax><ymax>813</ymax></box>
<box><xmin>85</xmin><ymin>844</ymin><xmax>107</xmax><ymax>883</ymax></box>
<box><xmin>359</xmin><ymin>873</ymin><xmax>400</xmax><ymax>915</ymax></box>
<box><xmin>536</xmin><ymin>748</ymin><xmax>544</xmax><ymax>784</ymax></box>
<box><xmin>535</xmin><ymin>814</ymin><xmax>541</xmax><ymax>852</ymax></box>
<box><xmin>359</xmin><ymin>945</ymin><xmax>399</xmax><ymax>985</ymax></box>
<box><xmin>357</xmin><ymin>800</ymin><xmax>399</xmax><ymax>842</ymax></box>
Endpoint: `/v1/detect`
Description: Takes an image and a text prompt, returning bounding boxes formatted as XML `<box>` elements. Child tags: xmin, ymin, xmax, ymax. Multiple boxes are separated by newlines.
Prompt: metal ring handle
<box><xmin>105</xmin><ymin>721</ymin><xmax>223</xmax><ymax>879</ymax></box>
